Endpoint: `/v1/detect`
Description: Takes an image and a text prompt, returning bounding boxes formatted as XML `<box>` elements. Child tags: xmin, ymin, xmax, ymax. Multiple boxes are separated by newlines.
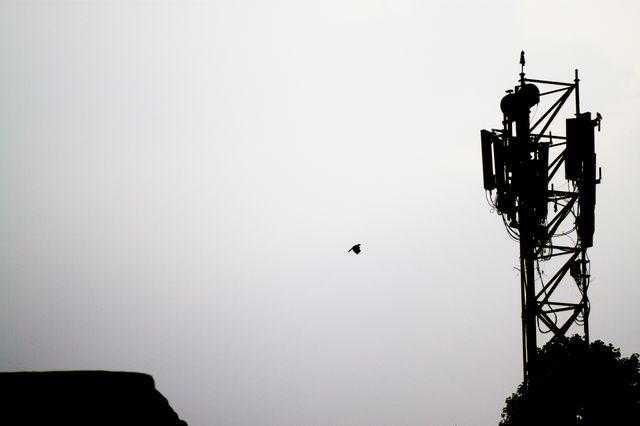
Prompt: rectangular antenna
<box><xmin>481</xmin><ymin>130</ymin><xmax>495</xmax><ymax>190</ymax></box>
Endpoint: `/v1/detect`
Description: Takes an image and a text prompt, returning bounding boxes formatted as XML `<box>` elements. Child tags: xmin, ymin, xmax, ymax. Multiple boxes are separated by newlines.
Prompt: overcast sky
<box><xmin>1</xmin><ymin>1</ymin><xmax>639</xmax><ymax>425</ymax></box>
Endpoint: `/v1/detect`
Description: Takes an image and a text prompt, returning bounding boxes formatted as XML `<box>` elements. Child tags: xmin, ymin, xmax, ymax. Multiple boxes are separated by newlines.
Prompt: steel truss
<box><xmin>481</xmin><ymin>59</ymin><xmax>601</xmax><ymax>386</ymax></box>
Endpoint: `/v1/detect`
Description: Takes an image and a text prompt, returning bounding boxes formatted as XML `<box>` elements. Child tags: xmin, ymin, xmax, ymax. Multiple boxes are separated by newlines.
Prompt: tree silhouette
<box><xmin>499</xmin><ymin>335</ymin><xmax>640</xmax><ymax>426</ymax></box>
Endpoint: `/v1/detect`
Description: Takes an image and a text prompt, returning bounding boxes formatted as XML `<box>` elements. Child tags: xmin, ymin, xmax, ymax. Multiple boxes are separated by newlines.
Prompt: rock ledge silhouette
<box><xmin>0</xmin><ymin>370</ymin><xmax>188</xmax><ymax>425</ymax></box>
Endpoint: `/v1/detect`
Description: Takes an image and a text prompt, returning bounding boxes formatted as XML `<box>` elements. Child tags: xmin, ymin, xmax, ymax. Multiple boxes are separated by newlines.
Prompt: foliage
<box><xmin>499</xmin><ymin>335</ymin><xmax>640</xmax><ymax>426</ymax></box>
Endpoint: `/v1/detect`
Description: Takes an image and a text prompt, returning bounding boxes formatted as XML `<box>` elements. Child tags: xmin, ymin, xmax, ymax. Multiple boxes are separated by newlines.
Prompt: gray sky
<box><xmin>1</xmin><ymin>1</ymin><xmax>639</xmax><ymax>425</ymax></box>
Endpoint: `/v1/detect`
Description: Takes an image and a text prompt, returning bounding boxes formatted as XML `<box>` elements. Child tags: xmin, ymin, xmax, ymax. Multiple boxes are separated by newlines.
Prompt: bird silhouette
<box><xmin>348</xmin><ymin>244</ymin><xmax>361</xmax><ymax>254</ymax></box>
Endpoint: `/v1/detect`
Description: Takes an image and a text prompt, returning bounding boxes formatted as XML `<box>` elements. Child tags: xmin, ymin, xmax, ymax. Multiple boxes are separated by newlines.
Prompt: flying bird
<box><xmin>348</xmin><ymin>244</ymin><xmax>361</xmax><ymax>255</ymax></box>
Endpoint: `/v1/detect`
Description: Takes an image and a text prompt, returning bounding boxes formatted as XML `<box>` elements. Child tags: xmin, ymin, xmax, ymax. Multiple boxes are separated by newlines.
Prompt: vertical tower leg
<box><xmin>520</xmin><ymin>230</ymin><xmax>538</xmax><ymax>386</ymax></box>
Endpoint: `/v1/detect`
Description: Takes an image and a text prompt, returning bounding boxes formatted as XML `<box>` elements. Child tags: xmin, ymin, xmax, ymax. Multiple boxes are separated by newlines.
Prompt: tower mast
<box><xmin>480</xmin><ymin>53</ymin><xmax>602</xmax><ymax>385</ymax></box>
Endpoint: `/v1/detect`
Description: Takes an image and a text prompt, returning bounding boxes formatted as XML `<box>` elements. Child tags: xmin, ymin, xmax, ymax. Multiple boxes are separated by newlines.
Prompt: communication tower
<box><xmin>480</xmin><ymin>52</ymin><xmax>602</xmax><ymax>385</ymax></box>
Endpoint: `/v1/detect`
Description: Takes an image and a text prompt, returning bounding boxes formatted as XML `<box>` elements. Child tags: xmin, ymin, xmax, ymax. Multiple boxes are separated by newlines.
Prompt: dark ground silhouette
<box><xmin>0</xmin><ymin>370</ymin><xmax>188</xmax><ymax>425</ymax></box>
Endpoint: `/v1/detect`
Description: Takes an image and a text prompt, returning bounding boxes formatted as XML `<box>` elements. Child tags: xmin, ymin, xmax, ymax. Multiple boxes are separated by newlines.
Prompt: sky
<box><xmin>1</xmin><ymin>1</ymin><xmax>639</xmax><ymax>425</ymax></box>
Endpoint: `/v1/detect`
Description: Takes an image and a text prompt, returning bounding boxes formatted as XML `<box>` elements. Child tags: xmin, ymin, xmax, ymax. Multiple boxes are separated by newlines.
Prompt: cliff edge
<box><xmin>0</xmin><ymin>370</ymin><xmax>188</xmax><ymax>425</ymax></box>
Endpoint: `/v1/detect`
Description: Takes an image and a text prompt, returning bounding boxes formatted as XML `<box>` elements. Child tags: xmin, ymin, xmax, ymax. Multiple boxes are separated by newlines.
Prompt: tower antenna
<box><xmin>480</xmin><ymin>53</ymin><xmax>602</xmax><ymax>387</ymax></box>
